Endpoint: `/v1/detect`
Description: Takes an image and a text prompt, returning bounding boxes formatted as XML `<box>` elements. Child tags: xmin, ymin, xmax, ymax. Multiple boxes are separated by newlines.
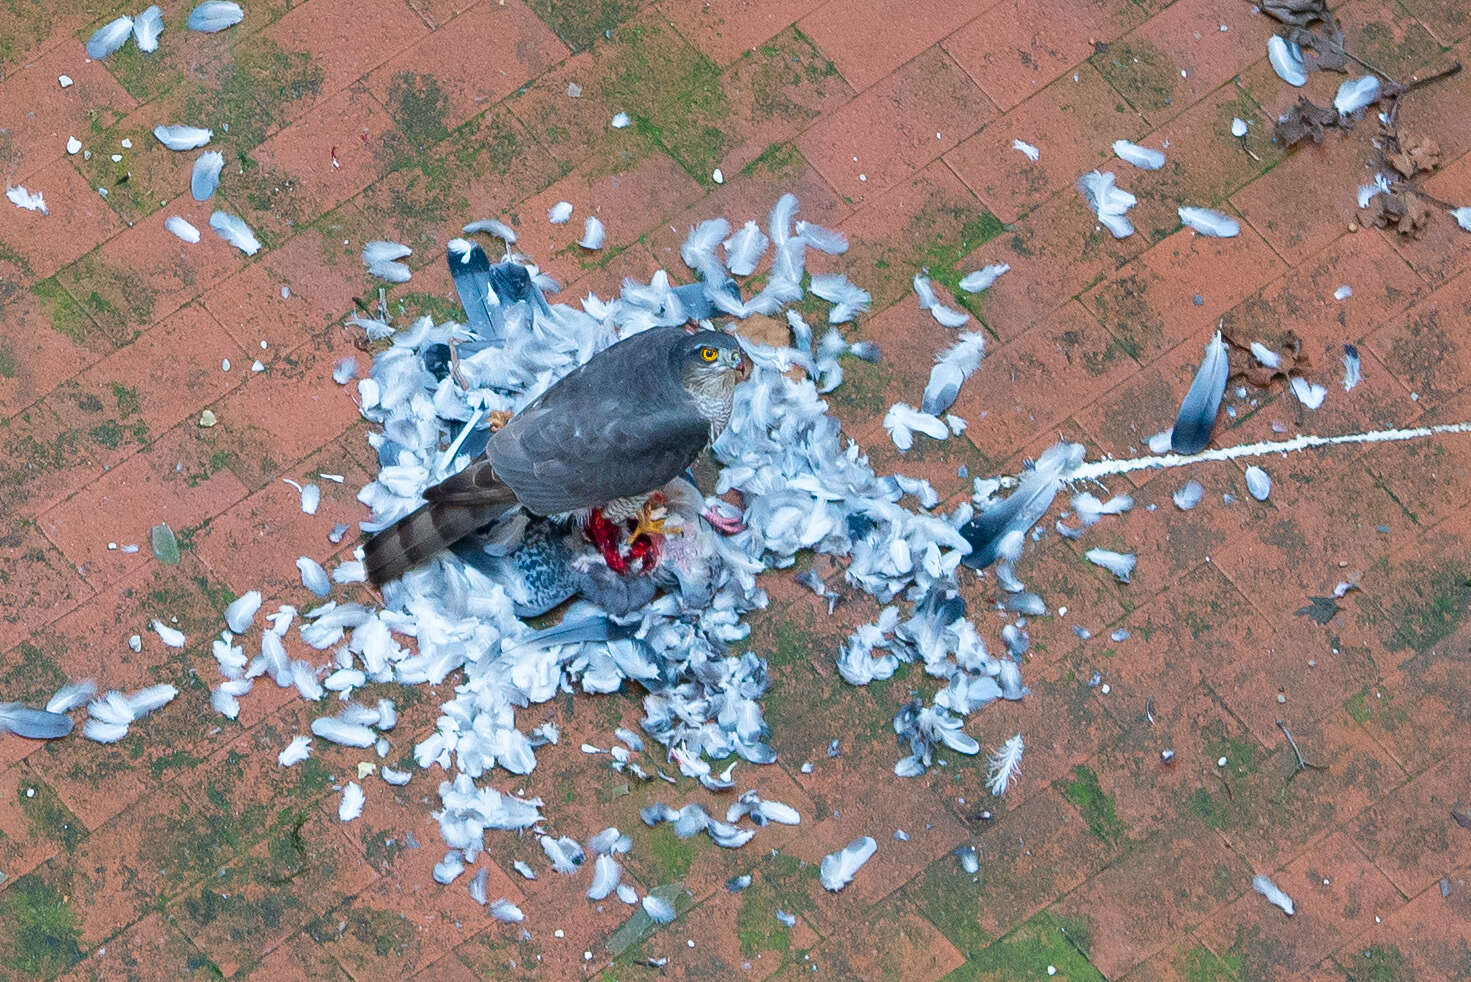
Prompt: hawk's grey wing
<box><xmin>489</xmin><ymin>395</ymin><xmax>710</xmax><ymax>515</ymax></box>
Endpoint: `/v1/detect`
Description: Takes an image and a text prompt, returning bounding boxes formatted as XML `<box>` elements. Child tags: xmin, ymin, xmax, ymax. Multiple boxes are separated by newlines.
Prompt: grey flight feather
<box><xmin>1170</xmin><ymin>331</ymin><xmax>1229</xmax><ymax>454</ymax></box>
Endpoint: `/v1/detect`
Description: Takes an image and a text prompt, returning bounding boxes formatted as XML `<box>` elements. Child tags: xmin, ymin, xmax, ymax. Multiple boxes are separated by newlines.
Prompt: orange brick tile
<box><xmin>1089</xmin><ymin>0</ymin><xmax>1269</xmax><ymax>125</ymax></box>
<box><xmin>1338</xmin><ymin>868</ymin><xmax>1471</xmax><ymax>980</ymax></box>
<box><xmin>0</xmin><ymin>282</ymin><xmax>112</xmax><ymax>419</ymax></box>
<box><xmin>43</xmin><ymin>304</ymin><xmax>247</xmax><ymax>467</ymax></box>
<box><xmin>0</xmin><ymin>40</ymin><xmax>135</xmax><ymax>181</ymax></box>
<box><xmin>945</xmin><ymin>64</ymin><xmax>1149</xmax><ymax>224</ymax></box>
<box><xmin>1080</xmin><ymin>221</ymin><xmax>1286</xmax><ymax>365</ymax></box>
<box><xmin>1051</xmin><ymin>818</ymin><xmax>1251</xmax><ymax>977</ymax></box>
<box><xmin>357</xmin><ymin>105</ymin><xmax>561</xmax><ymax>265</ymax></box>
<box><xmin>56</xmin><ymin>193</ymin><xmax>253</xmax><ymax>340</ymax></box>
<box><xmin>200</xmin><ymin>330</ymin><xmax>369</xmax><ymax>492</ymax></box>
<box><xmin>665</xmin><ymin>0</ymin><xmax>829</xmax><ymax>66</ymax></box>
<box><xmin>60</xmin><ymin>911</ymin><xmax>214</xmax><ymax>982</ymax></box>
<box><xmin>506</xmin><ymin>150</ymin><xmax>706</xmax><ymax>287</ymax></box>
<box><xmin>797</xmin><ymin>0</ymin><xmax>993</xmax><ymax>93</ymax></box>
<box><xmin>1365</xmin><ymin>269</ymin><xmax>1471</xmax><ymax>406</ymax></box>
<box><xmin>191</xmin><ymin>438</ymin><xmax>371</xmax><ymax>596</ymax></box>
<box><xmin>3</xmin><ymin>160</ymin><xmax>129</xmax><ymax>283</ymax></box>
<box><xmin>242</xmin><ymin>930</ymin><xmax>353</xmax><ymax>982</ymax></box>
<box><xmin>0</xmin><ymin>514</ymin><xmax>93</xmax><ymax>658</ymax></box>
<box><xmin>255</xmin><ymin>0</ymin><xmax>431</xmax><ymax>122</ymax></box>
<box><xmin>38</xmin><ymin>421</ymin><xmax>250</xmax><ymax>587</ymax></box>
<box><xmin>944</xmin><ymin>0</ymin><xmax>1145</xmax><ymax>111</ymax></box>
<box><xmin>1195</xmin><ymin>832</ymin><xmax>1403</xmax><ymax>975</ymax></box>
<box><xmin>0</xmin><ymin>402</ymin><xmax>106</xmax><ymax>521</ymax></box>
<box><xmin>1231</xmin><ymin>136</ymin><xmax>1377</xmax><ymax>268</ymax></box>
<box><xmin>800</xmin><ymin>47</ymin><xmax>997</xmax><ymax>210</ymax></box>
<box><xmin>238</xmin><ymin>84</ymin><xmax>405</xmax><ymax>242</ymax></box>
<box><xmin>168</xmin><ymin>816</ymin><xmax>379</xmax><ymax>978</ymax></box>
<box><xmin>809</xmin><ymin>903</ymin><xmax>967</xmax><ymax>981</ymax></box>
<box><xmin>364</xmin><ymin>1</ymin><xmax>567</xmax><ymax>133</ymax></box>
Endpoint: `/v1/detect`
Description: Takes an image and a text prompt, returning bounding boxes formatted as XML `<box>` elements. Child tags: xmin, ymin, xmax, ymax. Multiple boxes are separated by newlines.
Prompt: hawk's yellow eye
<box><xmin>700</xmin><ymin>346</ymin><xmax>718</xmax><ymax>362</ymax></box>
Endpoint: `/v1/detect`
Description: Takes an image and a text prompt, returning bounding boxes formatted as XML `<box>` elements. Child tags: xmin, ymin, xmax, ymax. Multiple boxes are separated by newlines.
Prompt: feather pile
<box><xmin>203</xmin><ymin>194</ymin><xmax>1040</xmax><ymax>910</ymax></box>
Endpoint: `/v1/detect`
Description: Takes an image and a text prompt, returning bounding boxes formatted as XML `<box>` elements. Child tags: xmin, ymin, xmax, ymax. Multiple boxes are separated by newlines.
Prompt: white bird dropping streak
<box><xmin>1070</xmin><ymin>422</ymin><xmax>1471</xmax><ymax>481</ymax></box>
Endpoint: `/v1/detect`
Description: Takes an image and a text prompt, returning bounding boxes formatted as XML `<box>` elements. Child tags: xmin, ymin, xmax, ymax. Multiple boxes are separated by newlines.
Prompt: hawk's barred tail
<box><xmin>363</xmin><ymin>500</ymin><xmax>513</xmax><ymax>586</ymax></box>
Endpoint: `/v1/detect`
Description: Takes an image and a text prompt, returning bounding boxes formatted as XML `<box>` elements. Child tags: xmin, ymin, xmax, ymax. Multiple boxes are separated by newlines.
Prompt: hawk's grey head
<box><xmin>674</xmin><ymin>330</ymin><xmax>749</xmax><ymax>432</ymax></box>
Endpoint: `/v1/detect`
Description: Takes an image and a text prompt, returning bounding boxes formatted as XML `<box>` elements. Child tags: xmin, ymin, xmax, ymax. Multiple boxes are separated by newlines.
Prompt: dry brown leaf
<box><xmin>1261</xmin><ymin>0</ymin><xmax>1331</xmax><ymax>26</ymax></box>
<box><xmin>1369</xmin><ymin>189</ymin><xmax>1432</xmax><ymax>238</ymax></box>
<box><xmin>1222</xmin><ymin>329</ymin><xmax>1312</xmax><ymax>388</ymax></box>
<box><xmin>1385</xmin><ymin>132</ymin><xmax>1441</xmax><ymax>178</ymax></box>
<box><xmin>1275</xmin><ymin>97</ymin><xmax>1340</xmax><ymax>147</ymax></box>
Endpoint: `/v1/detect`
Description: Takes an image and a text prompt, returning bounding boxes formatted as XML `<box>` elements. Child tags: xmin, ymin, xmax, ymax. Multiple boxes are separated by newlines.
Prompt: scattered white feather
<box><xmin>1267</xmin><ymin>35</ymin><xmax>1307</xmax><ymax>87</ymax></box>
<box><xmin>490</xmin><ymin>899</ymin><xmax>525</xmax><ymax>922</ymax></box>
<box><xmin>1231</xmin><ymin>117</ymin><xmax>1249</xmax><ymax>137</ymax></box>
<box><xmin>1244</xmin><ymin>466</ymin><xmax>1271</xmax><ymax>501</ymax></box>
<box><xmin>884</xmin><ymin>403</ymin><xmax>949</xmax><ymax>451</ymax></box>
<box><xmin>578</xmin><ymin>217</ymin><xmax>606</xmax><ymax>250</ymax></box>
<box><xmin>795</xmin><ymin>220</ymin><xmax>847</xmax><ymax>255</ymax></box>
<box><xmin>339</xmin><ymin>782</ymin><xmax>365</xmax><ymax>821</ymax></box>
<box><xmin>191</xmin><ymin>150</ymin><xmax>224</xmax><ymax>201</ymax></box>
<box><xmin>820</xmin><ymin>836</ymin><xmax>877</xmax><ymax>891</ymax></box>
<box><xmin>611</xmin><ymin>111</ymin><xmax>630</xmax><ymax>128</ymax></box>
<box><xmin>298</xmin><ymin>556</ymin><xmax>331</xmax><ymax>597</ymax></box>
<box><xmin>86</xmin><ymin>16</ymin><xmax>134</xmax><ymax>58</ymax></box>
<box><xmin>1173</xmin><ymin>480</ymin><xmax>1205</xmax><ymax>510</ymax></box>
<box><xmin>587</xmin><ymin>854</ymin><xmax>622</xmax><ymax>900</ymax></box>
<box><xmin>1112</xmin><ymin>140</ymin><xmax>1165</xmax><ymax>170</ymax></box>
<box><xmin>1012</xmin><ymin>139</ymin><xmax>1040</xmax><ymax>161</ymax></box>
<box><xmin>6</xmin><ymin>186</ymin><xmax>48</xmax><ymax>215</ymax></box>
<box><xmin>463</xmin><ymin>218</ymin><xmax>517</xmax><ymax>243</ymax></box>
<box><xmin>1250</xmin><ymin>342</ymin><xmax>1282</xmax><ymax>370</ymax></box>
<box><xmin>133</xmin><ymin>6</ymin><xmax>164</xmax><ymax>52</ymax></box>
<box><xmin>1178</xmin><ymin>206</ymin><xmax>1240</xmax><ymax>237</ymax></box>
<box><xmin>46</xmin><ymin>681</ymin><xmax>97</xmax><ymax>715</ymax></box>
<box><xmin>152</xmin><ymin>619</ymin><xmax>187</xmax><ymax>648</ymax></box>
<box><xmin>809</xmin><ymin>273</ymin><xmax>870</xmax><ymax>323</ymax></box>
<box><xmin>1334</xmin><ymin>284</ymin><xmax>1353</xmax><ymax>301</ymax></box>
<box><xmin>362</xmin><ymin>240</ymin><xmax>411</xmax><ymax>265</ymax></box>
<box><xmin>1253</xmin><ymin>874</ymin><xmax>1295</xmax><ymax>915</ymax></box>
<box><xmin>985</xmin><ymin>733</ymin><xmax>1024</xmax><ymax>796</ymax></box>
<box><xmin>187</xmin><ymin>1</ymin><xmax>244</xmax><ymax>32</ymax></box>
<box><xmin>1085</xmin><ymin>549</ymin><xmax>1136</xmax><ymax>583</ymax></box>
<box><xmin>723</xmin><ymin>221</ymin><xmax>768</xmax><ymax>276</ymax></box>
<box><xmin>311</xmin><ymin>715</ymin><xmax>377</xmax><ymax>747</ymax></box>
<box><xmin>642</xmin><ymin>894</ymin><xmax>676</xmax><ymax>924</ymax></box>
<box><xmin>1334</xmin><ymin>75</ymin><xmax>1380</xmax><ymax>117</ymax></box>
<box><xmin>1290</xmin><ymin>376</ymin><xmax>1326</xmax><ymax>409</ymax></box>
<box><xmin>67</xmin><ymin>137</ymin><xmax>82</xmax><ymax>155</ymax></box>
<box><xmin>1076</xmin><ymin>170</ymin><xmax>1137</xmax><ymax>238</ymax></box>
<box><xmin>959</xmin><ymin>263</ymin><xmax>1009</xmax><ymax>293</ymax></box>
<box><xmin>225</xmin><ymin>590</ymin><xmax>262</xmax><ymax>633</ymax></box>
<box><xmin>278</xmin><ymin>735</ymin><xmax>312</xmax><ymax>767</ymax></box>
<box><xmin>548</xmin><ymin>201</ymin><xmax>573</xmax><ymax>224</ymax></box>
<box><xmin>299</xmin><ymin>483</ymin><xmax>320</xmax><ymax>515</ymax></box>
<box><xmin>209</xmin><ymin>210</ymin><xmax>261</xmax><ymax>255</ymax></box>
<box><xmin>153</xmin><ymin>125</ymin><xmax>212</xmax><ymax>151</ymax></box>
<box><xmin>165</xmin><ymin>215</ymin><xmax>201</xmax><ymax>243</ymax></box>
<box><xmin>922</xmin><ymin>332</ymin><xmax>986</xmax><ymax>416</ymax></box>
<box><xmin>1452</xmin><ymin>207</ymin><xmax>1471</xmax><ymax>232</ymax></box>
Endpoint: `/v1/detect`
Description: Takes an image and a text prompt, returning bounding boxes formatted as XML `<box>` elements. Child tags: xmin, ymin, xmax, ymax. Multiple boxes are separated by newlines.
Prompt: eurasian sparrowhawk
<box><xmin>362</xmin><ymin>326</ymin><xmax>749</xmax><ymax>585</ymax></box>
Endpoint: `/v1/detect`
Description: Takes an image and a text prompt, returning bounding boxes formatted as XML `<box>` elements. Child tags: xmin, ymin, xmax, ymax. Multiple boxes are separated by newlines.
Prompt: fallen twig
<box><xmin>1277</xmin><ymin>718</ymin><xmax>1326</xmax><ymax>774</ymax></box>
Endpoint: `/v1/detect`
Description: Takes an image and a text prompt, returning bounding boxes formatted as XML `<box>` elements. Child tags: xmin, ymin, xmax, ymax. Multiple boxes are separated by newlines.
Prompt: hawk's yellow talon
<box><xmin>632</xmin><ymin>500</ymin><xmax>667</xmax><ymax>540</ymax></box>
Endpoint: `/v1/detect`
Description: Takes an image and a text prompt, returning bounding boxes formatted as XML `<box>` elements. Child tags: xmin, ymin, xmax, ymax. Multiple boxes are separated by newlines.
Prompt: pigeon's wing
<box><xmin>489</xmin><ymin>396</ymin><xmax>710</xmax><ymax>515</ymax></box>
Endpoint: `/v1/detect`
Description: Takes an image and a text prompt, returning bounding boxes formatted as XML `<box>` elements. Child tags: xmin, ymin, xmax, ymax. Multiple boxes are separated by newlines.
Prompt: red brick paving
<box><xmin>2</xmin><ymin>0</ymin><xmax>1470</xmax><ymax>979</ymax></box>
